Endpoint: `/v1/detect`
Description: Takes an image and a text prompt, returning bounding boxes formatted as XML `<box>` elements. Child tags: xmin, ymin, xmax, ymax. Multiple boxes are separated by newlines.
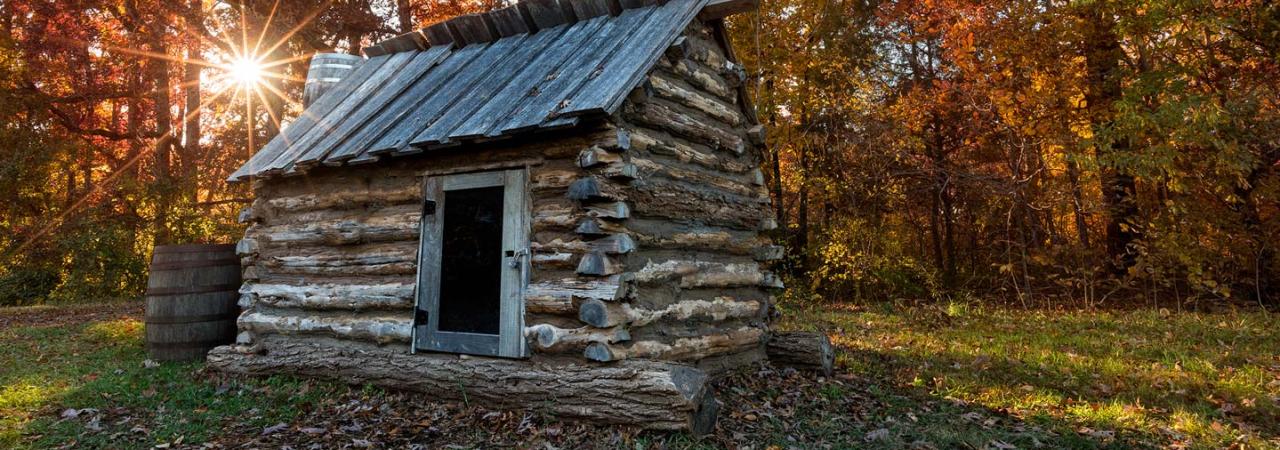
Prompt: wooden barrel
<box><xmin>303</xmin><ymin>53</ymin><xmax>363</xmax><ymax>107</ymax></box>
<box><xmin>145</xmin><ymin>243</ymin><xmax>241</xmax><ymax>361</ymax></box>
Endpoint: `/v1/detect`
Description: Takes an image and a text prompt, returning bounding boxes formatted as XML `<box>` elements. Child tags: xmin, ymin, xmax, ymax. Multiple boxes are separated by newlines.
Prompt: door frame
<box><xmin>412</xmin><ymin>168</ymin><xmax>529</xmax><ymax>358</ymax></box>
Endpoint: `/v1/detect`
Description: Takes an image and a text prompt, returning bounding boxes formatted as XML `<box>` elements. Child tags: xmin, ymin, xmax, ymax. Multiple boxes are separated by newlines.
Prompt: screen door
<box><xmin>413</xmin><ymin>169</ymin><xmax>528</xmax><ymax>358</ymax></box>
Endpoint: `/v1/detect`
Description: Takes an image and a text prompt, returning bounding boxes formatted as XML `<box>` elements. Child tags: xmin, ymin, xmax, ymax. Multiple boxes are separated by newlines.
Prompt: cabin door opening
<box><xmin>413</xmin><ymin>169</ymin><xmax>528</xmax><ymax>358</ymax></box>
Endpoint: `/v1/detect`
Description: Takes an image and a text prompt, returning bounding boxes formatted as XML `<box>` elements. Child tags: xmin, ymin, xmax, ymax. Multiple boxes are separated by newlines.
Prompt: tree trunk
<box><xmin>397</xmin><ymin>0</ymin><xmax>414</xmax><ymax>33</ymax></box>
<box><xmin>769</xmin><ymin>113</ymin><xmax>785</xmax><ymax>251</ymax></box>
<box><xmin>1236</xmin><ymin>166</ymin><xmax>1274</xmax><ymax>304</ymax></box>
<box><xmin>926</xmin><ymin>113</ymin><xmax>951</xmax><ymax>281</ymax></box>
<box><xmin>1080</xmin><ymin>4</ymin><xmax>1140</xmax><ymax>273</ymax></box>
<box><xmin>1066</xmin><ymin>159</ymin><xmax>1090</xmax><ymax>248</ymax></box>
<box><xmin>929</xmin><ymin>184</ymin><xmax>944</xmax><ymax>274</ymax></box>
<box><xmin>796</xmin><ymin>142</ymin><xmax>809</xmax><ymax>275</ymax></box>
<box><xmin>183</xmin><ymin>4</ymin><xmax>202</xmax><ymax>195</ymax></box>
<box><xmin>152</xmin><ymin>39</ymin><xmax>173</xmax><ymax>245</ymax></box>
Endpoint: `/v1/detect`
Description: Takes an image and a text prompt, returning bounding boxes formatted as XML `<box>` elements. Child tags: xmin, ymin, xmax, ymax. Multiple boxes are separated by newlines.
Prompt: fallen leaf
<box><xmin>865</xmin><ymin>428</ymin><xmax>891</xmax><ymax>441</ymax></box>
<box><xmin>262</xmin><ymin>423</ymin><xmax>288</xmax><ymax>435</ymax></box>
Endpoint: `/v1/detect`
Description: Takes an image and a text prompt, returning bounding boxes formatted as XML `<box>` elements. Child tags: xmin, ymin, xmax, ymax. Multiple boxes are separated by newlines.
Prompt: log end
<box><xmin>691</xmin><ymin>388</ymin><xmax>720</xmax><ymax>436</ymax></box>
<box><xmin>578</xmin><ymin>298</ymin><xmax>612</xmax><ymax>328</ymax></box>
<box><xmin>766</xmin><ymin>331</ymin><xmax>835</xmax><ymax>376</ymax></box>
<box><xmin>584</xmin><ymin>341</ymin><xmax>617</xmax><ymax>362</ymax></box>
<box><xmin>567</xmin><ymin>177</ymin><xmax>602</xmax><ymax>201</ymax></box>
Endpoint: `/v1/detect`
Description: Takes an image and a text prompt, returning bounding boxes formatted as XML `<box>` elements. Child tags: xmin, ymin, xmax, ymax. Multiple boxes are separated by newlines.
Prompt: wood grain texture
<box><xmin>584</xmin><ymin>326</ymin><xmax>764</xmax><ymax>362</ymax></box>
<box><xmin>559</xmin><ymin>0</ymin><xmax>707</xmax><ymax>117</ymax></box>
<box><xmin>292</xmin><ymin>48</ymin><xmax>451</xmax><ymax>168</ymax></box>
<box><xmin>208</xmin><ymin>336</ymin><xmax>718</xmax><ymax>432</ymax></box>
<box><xmin>331</xmin><ymin>46</ymin><xmax>486</xmax><ymax>162</ymax></box>
<box><xmin>410</xmin><ymin>27</ymin><xmax>571</xmax><ymax>147</ymax></box>
<box><xmin>228</xmin><ymin>56</ymin><xmax>391</xmax><ymax>181</ymax></box>
<box><xmin>767</xmin><ymin>331</ymin><xmax>834</xmax><ymax>376</ymax></box>
<box><xmin>371</xmin><ymin>36</ymin><xmax>529</xmax><ymax>153</ymax></box>
<box><xmin>264</xmin><ymin>52</ymin><xmax>419</xmax><ymax>174</ymax></box>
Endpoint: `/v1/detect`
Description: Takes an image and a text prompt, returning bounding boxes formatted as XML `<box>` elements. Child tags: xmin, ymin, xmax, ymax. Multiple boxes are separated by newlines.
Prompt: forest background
<box><xmin>0</xmin><ymin>0</ymin><xmax>1275</xmax><ymax>309</ymax></box>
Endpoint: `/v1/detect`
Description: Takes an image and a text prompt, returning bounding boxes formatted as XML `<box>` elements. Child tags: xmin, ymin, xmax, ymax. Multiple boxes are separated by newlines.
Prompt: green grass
<box><xmin>777</xmin><ymin>302</ymin><xmax>1280</xmax><ymax>449</ymax></box>
<box><xmin>2</xmin><ymin>302</ymin><xmax>1277</xmax><ymax>448</ymax></box>
<box><xmin>0</xmin><ymin>312</ymin><xmax>343</xmax><ymax>448</ymax></box>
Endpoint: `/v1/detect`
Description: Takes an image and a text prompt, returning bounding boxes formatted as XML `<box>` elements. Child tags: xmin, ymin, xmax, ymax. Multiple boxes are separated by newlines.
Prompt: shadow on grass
<box><xmin>0</xmin><ymin>315</ymin><xmax>336</xmax><ymax>449</ymax></box>
<box><xmin>796</xmin><ymin>305</ymin><xmax>1280</xmax><ymax>449</ymax></box>
<box><xmin>836</xmin><ymin>347</ymin><xmax>1165</xmax><ymax>449</ymax></box>
<box><xmin>706</xmin><ymin>357</ymin><xmax>1148</xmax><ymax>449</ymax></box>
<box><xmin>8</xmin><ymin>302</ymin><xmax>1278</xmax><ymax>449</ymax></box>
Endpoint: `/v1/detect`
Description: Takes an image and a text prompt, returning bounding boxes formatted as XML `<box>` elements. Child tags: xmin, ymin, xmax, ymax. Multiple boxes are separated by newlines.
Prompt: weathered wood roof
<box><xmin>230</xmin><ymin>0</ymin><xmax>717</xmax><ymax>182</ymax></box>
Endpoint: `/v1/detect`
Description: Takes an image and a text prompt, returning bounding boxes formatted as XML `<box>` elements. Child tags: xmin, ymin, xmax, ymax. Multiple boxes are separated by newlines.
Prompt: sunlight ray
<box><xmin>175</xmin><ymin>72</ymin><xmax>233</xmax><ymax>91</ymax></box>
<box><xmin>2</xmin><ymin>83</ymin><xmax>234</xmax><ymax>260</ymax></box>
<box><xmin>256</xmin><ymin>79</ymin><xmax>300</xmax><ymax>109</ymax></box>
<box><xmin>207</xmin><ymin>5</ymin><xmax>243</xmax><ymax>60</ymax></box>
<box><xmin>177</xmin><ymin>4</ymin><xmax>244</xmax><ymax>59</ymax></box>
<box><xmin>51</xmin><ymin>37</ymin><xmax>228</xmax><ymax>70</ymax></box>
<box><xmin>251</xmin><ymin>84</ymin><xmax>284</xmax><ymax>137</ymax></box>
<box><xmin>259</xmin><ymin>53</ymin><xmax>319</xmax><ymax>70</ymax></box>
<box><xmin>259</xmin><ymin>0</ymin><xmax>335</xmax><ymax>60</ymax></box>
<box><xmin>253</xmin><ymin>0</ymin><xmax>283</xmax><ymax>57</ymax></box>
<box><xmin>256</xmin><ymin>71</ymin><xmax>307</xmax><ymax>84</ymax></box>
<box><xmin>245</xmin><ymin>86</ymin><xmax>255</xmax><ymax>165</ymax></box>
<box><xmin>239</xmin><ymin>0</ymin><xmax>251</xmax><ymax>63</ymax></box>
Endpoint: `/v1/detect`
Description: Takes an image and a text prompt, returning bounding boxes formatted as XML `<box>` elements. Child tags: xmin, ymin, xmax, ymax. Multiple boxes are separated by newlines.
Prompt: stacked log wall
<box><xmin>235</xmin><ymin>130</ymin><xmax>632</xmax><ymax>353</ymax></box>
<box><xmin>569</xmin><ymin>20</ymin><xmax>780</xmax><ymax>373</ymax></box>
<box><xmin>232</xmin><ymin>20</ymin><xmax>777</xmax><ymax>376</ymax></box>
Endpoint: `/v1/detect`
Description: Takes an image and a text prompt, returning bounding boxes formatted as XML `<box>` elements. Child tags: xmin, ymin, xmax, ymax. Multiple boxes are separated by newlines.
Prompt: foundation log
<box><xmin>208</xmin><ymin>338</ymin><xmax>718</xmax><ymax>433</ymax></box>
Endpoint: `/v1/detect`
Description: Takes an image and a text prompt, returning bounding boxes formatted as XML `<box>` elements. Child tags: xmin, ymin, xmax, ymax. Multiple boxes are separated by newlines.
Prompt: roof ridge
<box><xmin>363</xmin><ymin>0</ymin><xmax>755</xmax><ymax>56</ymax></box>
<box><xmin>365</xmin><ymin>0</ymin><xmax>660</xmax><ymax>56</ymax></box>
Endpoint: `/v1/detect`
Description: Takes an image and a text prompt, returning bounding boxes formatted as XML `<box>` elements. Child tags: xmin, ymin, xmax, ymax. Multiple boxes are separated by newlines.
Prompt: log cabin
<box><xmin>208</xmin><ymin>0</ymin><xmax>829</xmax><ymax>433</ymax></box>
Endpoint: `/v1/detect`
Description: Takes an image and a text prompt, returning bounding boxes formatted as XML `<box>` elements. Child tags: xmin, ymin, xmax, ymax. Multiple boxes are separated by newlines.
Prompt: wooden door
<box><xmin>413</xmin><ymin>169</ymin><xmax>528</xmax><ymax>358</ymax></box>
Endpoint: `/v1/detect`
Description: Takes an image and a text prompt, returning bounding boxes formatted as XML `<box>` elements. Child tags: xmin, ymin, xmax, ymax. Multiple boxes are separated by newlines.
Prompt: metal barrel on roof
<box><xmin>303</xmin><ymin>53</ymin><xmax>365</xmax><ymax>107</ymax></box>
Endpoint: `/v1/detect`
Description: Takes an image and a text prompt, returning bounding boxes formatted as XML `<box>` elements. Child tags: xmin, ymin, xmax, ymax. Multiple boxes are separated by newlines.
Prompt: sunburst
<box><xmin>4</xmin><ymin>0</ymin><xmax>335</xmax><ymax>259</ymax></box>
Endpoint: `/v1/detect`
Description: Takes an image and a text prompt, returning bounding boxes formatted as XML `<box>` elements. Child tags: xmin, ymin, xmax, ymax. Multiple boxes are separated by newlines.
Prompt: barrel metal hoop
<box><xmin>145</xmin><ymin>312</ymin><xmax>240</xmax><ymax>325</ymax></box>
<box><xmin>145</xmin><ymin>284</ymin><xmax>242</xmax><ymax>296</ymax></box>
<box><xmin>145</xmin><ymin>339</ymin><xmax>231</xmax><ymax>351</ymax></box>
<box><xmin>149</xmin><ymin>258</ymin><xmax>241</xmax><ymax>270</ymax></box>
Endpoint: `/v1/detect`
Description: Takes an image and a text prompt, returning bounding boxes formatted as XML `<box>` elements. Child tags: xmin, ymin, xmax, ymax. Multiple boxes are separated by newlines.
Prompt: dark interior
<box><xmin>437</xmin><ymin>185</ymin><xmax>504</xmax><ymax>335</ymax></box>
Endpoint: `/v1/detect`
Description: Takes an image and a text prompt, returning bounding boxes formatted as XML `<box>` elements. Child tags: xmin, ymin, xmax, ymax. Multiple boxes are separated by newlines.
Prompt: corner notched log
<box><xmin>766</xmin><ymin>331</ymin><xmax>834</xmax><ymax>376</ymax></box>
<box><xmin>207</xmin><ymin>338</ymin><xmax>718</xmax><ymax>433</ymax></box>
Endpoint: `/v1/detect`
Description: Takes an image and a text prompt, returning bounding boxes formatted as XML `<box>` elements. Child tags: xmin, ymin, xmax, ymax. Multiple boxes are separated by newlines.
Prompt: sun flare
<box><xmin>229</xmin><ymin>57</ymin><xmax>265</xmax><ymax>85</ymax></box>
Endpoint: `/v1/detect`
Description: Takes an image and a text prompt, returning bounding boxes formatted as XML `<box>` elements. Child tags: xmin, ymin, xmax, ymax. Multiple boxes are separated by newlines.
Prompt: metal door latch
<box><xmin>507</xmin><ymin>248</ymin><xmax>527</xmax><ymax>268</ymax></box>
